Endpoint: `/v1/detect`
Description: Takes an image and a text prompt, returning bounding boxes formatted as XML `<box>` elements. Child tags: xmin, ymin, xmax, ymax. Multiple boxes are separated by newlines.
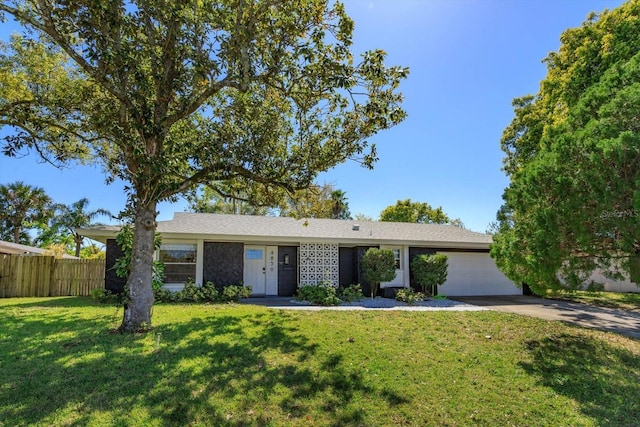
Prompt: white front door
<box><xmin>244</xmin><ymin>246</ymin><xmax>266</xmax><ymax>295</ymax></box>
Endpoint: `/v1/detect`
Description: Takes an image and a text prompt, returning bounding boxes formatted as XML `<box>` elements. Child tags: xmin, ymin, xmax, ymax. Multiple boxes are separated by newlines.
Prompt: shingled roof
<box><xmin>79</xmin><ymin>212</ymin><xmax>493</xmax><ymax>249</ymax></box>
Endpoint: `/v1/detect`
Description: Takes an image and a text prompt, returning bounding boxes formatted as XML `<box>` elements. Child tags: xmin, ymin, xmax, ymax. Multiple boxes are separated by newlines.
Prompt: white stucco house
<box><xmin>78</xmin><ymin>212</ymin><xmax>522</xmax><ymax>297</ymax></box>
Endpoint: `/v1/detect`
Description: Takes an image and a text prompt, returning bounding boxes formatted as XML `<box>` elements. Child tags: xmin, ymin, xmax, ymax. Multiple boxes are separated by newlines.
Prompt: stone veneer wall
<box><xmin>203</xmin><ymin>242</ymin><xmax>243</xmax><ymax>287</ymax></box>
<box><xmin>299</xmin><ymin>243</ymin><xmax>339</xmax><ymax>286</ymax></box>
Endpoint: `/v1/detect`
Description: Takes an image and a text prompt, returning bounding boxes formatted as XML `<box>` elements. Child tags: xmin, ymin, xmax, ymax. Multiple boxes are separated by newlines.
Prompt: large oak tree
<box><xmin>0</xmin><ymin>1</ymin><xmax>408</xmax><ymax>331</ymax></box>
<box><xmin>491</xmin><ymin>2</ymin><xmax>640</xmax><ymax>294</ymax></box>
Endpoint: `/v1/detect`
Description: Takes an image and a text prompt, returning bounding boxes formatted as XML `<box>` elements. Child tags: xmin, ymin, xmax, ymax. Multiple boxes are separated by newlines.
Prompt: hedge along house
<box><xmin>78</xmin><ymin>212</ymin><xmax>522</xmax><ymax>297</ymax></box>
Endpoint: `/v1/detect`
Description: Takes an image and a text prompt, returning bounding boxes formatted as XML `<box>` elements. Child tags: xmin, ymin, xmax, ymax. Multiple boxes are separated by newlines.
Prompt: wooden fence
<box><xmin>0</xmin><ymin>255</ymin><xmax>105</xmax><ymax>297</ymax></box>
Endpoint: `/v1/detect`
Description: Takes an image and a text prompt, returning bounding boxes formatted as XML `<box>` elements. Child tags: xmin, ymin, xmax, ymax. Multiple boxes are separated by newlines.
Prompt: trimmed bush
<box><xmin>361</xmin><ymin>248</ymin><xmax>397</xmax><ymax>298</ymax></box>
<box><xmin>411</xmin><ymin>253</ymin><xmax>448</xmax><ymax>296</ymax></box>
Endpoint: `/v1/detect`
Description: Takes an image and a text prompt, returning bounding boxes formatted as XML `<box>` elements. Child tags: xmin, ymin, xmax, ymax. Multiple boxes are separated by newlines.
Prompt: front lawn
<box><xmin>548</xmin><ymin>290</ymin><xmax>640</xmax><ymax>312</ymax></box>
<box><xmin>1</xmin><ymin>297</ymin><xmax>639</xmax><ymax>426</ymax></box>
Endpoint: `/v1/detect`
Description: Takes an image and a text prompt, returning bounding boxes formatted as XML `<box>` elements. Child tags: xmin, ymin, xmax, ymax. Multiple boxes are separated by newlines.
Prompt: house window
<box><xmin>159</xmin><ymin>243</ymin><xmax>197</xmax><ymax>283</ymax></box>
<box><xmin>246</xmin><ymin>249</ymin><xmax>263</xmax><ymax>260</ymax></box>
<box><xmin>393</xmin><ymin>249</ymin><xmax>401</xmax><ymax>269</ymax></box>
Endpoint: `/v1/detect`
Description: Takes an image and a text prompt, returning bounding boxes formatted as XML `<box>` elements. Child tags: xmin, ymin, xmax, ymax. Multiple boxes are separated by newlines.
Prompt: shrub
<box><xmin>295</xmin><ymin>281</ymin><xmax>341</xmax><ymax>306</ymax></box>
<box><xmin>91</xmin><ymin>288</ymin><xmax>123</xmax><ymax>305</ymax></box>
<box><xmin>156</xmin><ymin>280</ymin><xmax>252</xmax><ymax>304</ymax></box>
<box><xmin>221</xmin><ymin>284</ymin><xmax>252</xmax><ymax>302</ymax></box>
<box><xmin>339</xmin><ymin>284</ymin><xmax>364</xmax><ymax>302</ymax></box>
<box><xmin>411</xmin><ymin>253</ymin><xmax>448</xmax><ymax>296</ymax></box>
<box><xmin>176</xmin><ymin>281</ymin><xmax>205</xmax><ymax>302</ymax></box>
<box><xmin>90</xmin><ymin>288</ymin><xmax>106</xmax><ymax>301</ymax></box>
<box><xmin>200</xmin><ymin>281</ymin><xmax>221</xmax><ymax>301</ymax></box>
<box><xmin>154</xmin><ymin>288</ymin><xmax>176</xmax><ymax>303</ymax></box>
<box><xmin>395</xmin><ymin>288</ymin><xmax>425</xmax><ymax>305</ymax></box>
<box><xmin>361</xmin><ymin>248</ymin><xmax>397</xmax><ymax>299</ymax></box>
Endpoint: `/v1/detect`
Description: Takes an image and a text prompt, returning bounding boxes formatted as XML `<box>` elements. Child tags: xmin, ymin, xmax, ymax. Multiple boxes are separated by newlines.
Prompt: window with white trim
<box><xmin>159</xmin><ymin>243</ymin><xmax>197</xmax><ymax>283</ymax></box>
<box><xmin>392</xmin><ymin>248</ymin><xmax>401</xmax><ymax>269</ymax></box>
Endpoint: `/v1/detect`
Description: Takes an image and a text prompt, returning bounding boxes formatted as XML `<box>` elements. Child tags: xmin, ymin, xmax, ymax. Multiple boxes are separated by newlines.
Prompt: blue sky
<box><xmin>0</xmin><ymin>0</ymin><xmax>626</xmax><ymax>232</ymax></box>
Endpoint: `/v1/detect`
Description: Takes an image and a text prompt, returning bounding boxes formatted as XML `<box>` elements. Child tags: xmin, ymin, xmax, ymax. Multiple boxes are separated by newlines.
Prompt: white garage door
<box><xmin>438</xmin><ymin>252</ymin><xmax>521</xmax><ymax>296</ymax></box>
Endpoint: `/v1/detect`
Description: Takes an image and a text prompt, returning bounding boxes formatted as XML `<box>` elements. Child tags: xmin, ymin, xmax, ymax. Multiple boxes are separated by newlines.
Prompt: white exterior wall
<box><xmin>437</xmin><ymin>252</ymin><xmax>521</xmax><ymax>296</ymax></box>
<box><xmin>588</xmin><ymin>270</ymin><xmax>640</xmax><ymax>293</ymax></box>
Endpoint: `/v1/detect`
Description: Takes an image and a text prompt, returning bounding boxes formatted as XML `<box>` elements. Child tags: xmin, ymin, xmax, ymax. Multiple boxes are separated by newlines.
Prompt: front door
<box><xmin>244</xmin><ymin>246</ymin><xmax>266</xmax><ymax>295</ymax></box>
<box><xmin>243</xmin><ymin>245</ymin><xmax>279</xmax><ymax>295</ymax></box>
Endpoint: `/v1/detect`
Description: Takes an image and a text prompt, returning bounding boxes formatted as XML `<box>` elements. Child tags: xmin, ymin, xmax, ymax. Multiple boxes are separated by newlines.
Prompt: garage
<box><xmin>438</xmin><ymin>252</ymin><xmax>522</xmax><ymax>296</ymax></box>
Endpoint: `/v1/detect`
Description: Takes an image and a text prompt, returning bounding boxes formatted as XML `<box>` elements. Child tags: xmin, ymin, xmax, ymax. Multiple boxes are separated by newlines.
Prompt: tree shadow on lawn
<box><xmin>520</xmin><ymin>333</ymin><xmax>640</xmax><ymax>424</ymax></box>
<box><xmin>0</xmin><ymin>303</ymin><xmax>404</xmax><ymax>426</ymax></box>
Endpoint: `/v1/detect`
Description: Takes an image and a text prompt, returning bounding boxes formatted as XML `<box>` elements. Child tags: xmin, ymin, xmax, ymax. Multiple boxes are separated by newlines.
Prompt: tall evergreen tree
<box><xmin>491</xmin><ymin>2</ymin><xmax>640</xmax><ymax>294</ymax></box>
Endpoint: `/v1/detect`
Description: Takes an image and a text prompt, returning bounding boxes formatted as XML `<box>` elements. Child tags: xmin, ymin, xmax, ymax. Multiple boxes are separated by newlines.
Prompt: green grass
<box><xmin>1</xmin><ymin>298</ymin><xmax>639</xmax><ymax>426</ymax></box>
<box><xmin>548</xmin><ymin>290</ymin><xmax>640</xmax><ymax>311</ymax></box>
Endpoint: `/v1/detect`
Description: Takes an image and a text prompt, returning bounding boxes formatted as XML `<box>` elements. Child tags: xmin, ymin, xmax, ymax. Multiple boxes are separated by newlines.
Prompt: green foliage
<box><xmin>47</xmin><ymin>198</ymin><xmax>111</xmax><ymax>258</ymax></box>
<box><xmin>295</xmin><ymin>281</ymin><xmax>341</xmax><ymax>306</ymax></box>
<box><xmin>0</xmin><ymin>181</ymin><xmax>108</xmax><ymax>255</ymax></box>
<box><xmin>90</xmin><ymin>288</ymin><xmax>121</xmax><ymax>305</ymax></box>
<box><xmin>395</xmin><ymin>288</ymin><xmax>425</xmax><ymax>305</ymax></box>
<box><xmin>277</xmin><ymin>183</ymin><xmax>352</xmax><ymax>219</ymax></box>
<box><xmin>89</xmin><ymin>288</ymin><xmax>105</xmax><ymax>301</ymax></box>
<box><xmin>221</xmin><ymin>283</ymin><xmax>252</xmax><ymax>301</ymax></box>
<box><xmin>354</xmin><ymin>213</ymin><xmax>374</xmax><ymax>221</ymax></box>
<box><xmin>0</xmin><ymin>35</ymin><xmax>93</xmax><ymax>164</ymax></box>
<box><xmin>188</xmin><ymin>181</ymin><xmax>353</xmax><ymax>220</ymax></box>
<box><xmin>186</xmin><ymin>182</ymin><xmax>272</xmax><ymax>216</ymax></box>
<box><xmin>151</xmin><ymin>281</ymin><xmax>252</xmax><ymax>304</ymax></box>
<box><xmin>379</xmin><ymin>198</ymin><xmax>463</xmax><ymax>226</ymax></box>
<box><xmin>173</xmin><ymin>281</ymin><xmax>209</xmax><ymax>303</ymax></box>
<box><xmin>338</xmin><ymin>284</ymin><xmax>364</xmax><ymax>302</ymax></box>
<box><xmin>361</xmin><ymin>248</ymin><xmax>397</xmax><ymax>298</ymax></box>
<box><xmin>411</xmin><ymin>254</ymin><xmax>449</xmax><ymax>296</ymax></box>
<box><xmin>0</xmin><ymin>181</ymin><xmax>53</xmax><ymax>244</ymax></box>
<box><xmin>547</xmin><ymin>289</ymin><xmax>640</xmax><ymax>311</ymax></box>
<box><xmin>113</xmin><ymin>225</ymin><xmax>164</xmax><ymax>296</ymax></box>
<box><xmin>79</xmin><ymin>244</ymin><xmax>105</xmax><ymax>260</ymax></box>
<box><xmin>492</xmin><ymin>1</ymin><xmax>640</xmax><ymax>294</ymax></box>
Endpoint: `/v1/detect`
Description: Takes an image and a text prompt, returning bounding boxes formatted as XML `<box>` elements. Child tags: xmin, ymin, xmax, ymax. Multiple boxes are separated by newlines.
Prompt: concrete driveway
<box><xmin>453</xmin><ymin>295</ymin><xmax>640</xmax><ymax>339</ymax></box>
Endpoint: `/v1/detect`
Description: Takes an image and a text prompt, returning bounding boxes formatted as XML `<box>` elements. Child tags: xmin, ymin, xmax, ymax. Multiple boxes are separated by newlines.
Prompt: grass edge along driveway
<box><xmin>1</xmin><ymin>297</ymin><xmax>639</xmax><ymax>426</ymax></box>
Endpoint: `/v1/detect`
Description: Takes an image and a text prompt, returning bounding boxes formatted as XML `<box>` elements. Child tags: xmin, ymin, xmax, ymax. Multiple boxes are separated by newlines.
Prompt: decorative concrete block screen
<box><xmin>299</xmin><ymin>243</ymin><xmax>339</xmax><ymax>287</ymax></box>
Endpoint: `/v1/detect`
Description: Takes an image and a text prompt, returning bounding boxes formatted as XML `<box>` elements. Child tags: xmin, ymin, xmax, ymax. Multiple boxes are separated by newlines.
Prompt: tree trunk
<box><xmin>74</xmin><ymin>233</ymin><xmax>83</xmax><ymax>258</ymax></box>
<box><xmin>119</xmin><ymin>201</ymin><xmax>157</xmax><ymax>333</ymax></box>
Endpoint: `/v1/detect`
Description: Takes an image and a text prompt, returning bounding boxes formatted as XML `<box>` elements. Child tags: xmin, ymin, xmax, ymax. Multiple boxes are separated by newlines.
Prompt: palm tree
<box><xmin>51</xmin><ymin>198</ymin><xmax>112</xmax><ymax>257</ymax></box>
<box><xmin>0</xmin><ymin>181</ymin><xmax>53</xmax><ymax>244</ymax></box>
<box><xmin>330</xmin><ymin>189</ymin><xmax>351</xmax><ymax>220</ymax></box>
